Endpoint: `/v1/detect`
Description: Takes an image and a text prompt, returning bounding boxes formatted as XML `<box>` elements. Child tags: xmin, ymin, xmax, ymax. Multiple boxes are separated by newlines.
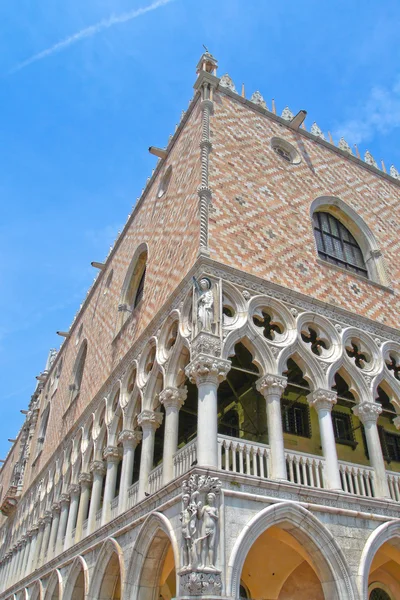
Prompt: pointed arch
<box><xmin>164</xmin><ymin>338</ymin><xmax>190</xmax><ymax>389</ymax></box>
<box><xmin>43</xmin><ymin>570</ymin><xmax>62</xmax><ymax>600</ymax></box>
<box><xmin>126</xmin><ymin>512</ymin><xmax>179</xmax><ymax>600</ymax></box>
<box><xmin>277</xmin><ymin>341</ymin><xmax>326</xmax><ymax>390</ymax></box>
<box><xmin>70</xmin><ymin>340</ymin><xmax>88</xmax><ymax>401</ymax></box>
<box><xmin>63</xmin><ymin>556</ymin><xmax>88</xmax><ymax>600</ymax></box>
<box><xmin>142</xmin><ymin>367</ymin><xmax>165</xmax><ymax>411</ymax></box>
<box><xmin>358</xmin><ymin>520</ymin><xmax>400</xmax><ymax>600</ymax></box>
<box><xmin>119</xmin><ymin>243</ymin><xmax>149</xmax><ymax>326</ymax></box>
<box><xmin>88</xmin><ymin>537</ymin><xmax>125</xmax><ymax>600</ymax></box>
<box><xmin>373</xmin><ymin>373</ymin><xmax>400</xmax><ymax>414</ymax></box>
<box><xmin>227</xmin><ymin>502</ymin><xmax>356</xmax><ymax>600</ymax></box>
<box><xmin>222</xmin><ymin>327</ymin><xmax>275</xmax><ymax>375</ymax></box>
<box><xmin>27</xmin><ymin>581</ymin><xmax>43</xmax><ymax>600</ymax></box>
<box><xmin>310</xmin><ymin>195</ymin><xmax>389</xmax><ymax>286</ymax></box>
<box><xmin>327</xmin><ymin>359</ymin><xmax>371</xmax><ymax>402</ymax></box>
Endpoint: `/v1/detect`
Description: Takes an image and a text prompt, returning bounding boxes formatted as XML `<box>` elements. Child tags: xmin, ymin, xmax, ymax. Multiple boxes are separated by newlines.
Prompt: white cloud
<box><xmin>333</xmin><ymin>78</ymin><xmax>400</xmax><ymax>144</ymax></box>
<box><xmin>11</xmin><ymin>0</ymin><xmax>175</xmax><ymax>73</ymax></box>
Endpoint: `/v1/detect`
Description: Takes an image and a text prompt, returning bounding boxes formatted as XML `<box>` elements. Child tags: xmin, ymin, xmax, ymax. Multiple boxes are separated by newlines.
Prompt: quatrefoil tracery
<box><xmin>301</xmin><ymin>326</ymin><xmax>329</xmax><ymax>357</ymax></box>
<box><xmin>252</xmin><ymin>310</ymin><xmax>284</xmax><ymax>341</ymax></box>
<box><xmin>345</xmin><ymin>340</ymin><xmax>371</xmax><ymax>370</ymax></box>
<box><xmin>386</xmin><ymin>353</ymin><xmax>400</xmax><ymax>381</ymax></box>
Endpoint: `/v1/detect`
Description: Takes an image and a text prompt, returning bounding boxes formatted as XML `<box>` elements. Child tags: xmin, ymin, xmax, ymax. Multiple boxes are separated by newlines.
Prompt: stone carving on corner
<box><xmin>390</xmin><ymin>165</ymin><xmax>400</xmax><ymax>179</ymax></box>
<box><xmin>179</xmin><ymin>474</ymin><xmax>222</xmax><ymax>596</ymax></box>
<box><xmin>364</xmin><ymin>150</ymin><xmax>377</xmax><ymax>168</ymax></box>
<box><xmin>281</xmin><ymin>107</ymin><xmax>294</xmax><ymax>121</ymax></box>
<box><xmin>193</xmin><ymin>277</ymin><xmax>221</xmax><ymax>339</ymax></box>
<box><xmin>338</xmin><ymin>137</ymin><xmax>352</xmax><ymax>154</ymax></box>
<box><xmin>310</xmin><ymin>122</ymin><xmax>325</xmax><ymax>139</ymax></box>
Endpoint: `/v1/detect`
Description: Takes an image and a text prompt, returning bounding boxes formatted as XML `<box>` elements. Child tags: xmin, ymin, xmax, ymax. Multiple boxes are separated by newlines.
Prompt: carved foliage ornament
<box><xmin>353</xmin><ymin>401</ymin><xmax>382</xmax><ymax>424</ymax></box>
<box><xmin>185</xmin><ymin>354</ymin><xmax>231</xmax><ymax>386</ymax></box>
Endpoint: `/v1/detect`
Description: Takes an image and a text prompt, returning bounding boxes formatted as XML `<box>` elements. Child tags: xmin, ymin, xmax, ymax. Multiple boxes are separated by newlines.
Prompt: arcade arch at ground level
<box><xmin>359</xmin><ymin>521</ymin><xmax>400</xmax><ymax>599</ymax></box>
<box><xmin>227</xmin><ymin>502</ymin><xmax>357</xmax><ymax>600</ymax></box>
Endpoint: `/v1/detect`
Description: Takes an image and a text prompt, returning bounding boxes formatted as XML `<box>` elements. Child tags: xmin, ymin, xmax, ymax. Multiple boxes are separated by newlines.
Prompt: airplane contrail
<box><xmin>11</xmin><ymin>0</ymin><xmax>175</xmax><ymax>73</ymax></box>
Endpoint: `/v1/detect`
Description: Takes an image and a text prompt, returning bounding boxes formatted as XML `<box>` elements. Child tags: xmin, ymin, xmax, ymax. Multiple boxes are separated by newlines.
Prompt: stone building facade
<box><xmin>1</xmin><ymin>53</ymin><xmax>400</xmax><ymax>600</ymax></box>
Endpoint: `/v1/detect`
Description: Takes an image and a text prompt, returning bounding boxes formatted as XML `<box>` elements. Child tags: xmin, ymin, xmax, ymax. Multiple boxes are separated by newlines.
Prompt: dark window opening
<box><xmin>281</xmin><ymin>401</ymin><xmax>311</xmax><ymax>437</ymax></box>
<box><xmin>313</xmin><ymin>212</ymin><xmax>368</xmax><ymax>278</ymax></box>
<box><xmin>332</xmin><ymin>411</ymin><xmax>357</xmax><ymax>448</ymax></box>
<box><xmin>369</xmin><ymin>588</ymin><xmax>392</xmax><ymax>600</ymax></box>
<box><xmin>376</xmin><ymin>386</ymin><xmax>397</xmax><ymax>416</ymax></box>
<box><xmin>134</xmin><ymin>267</ymin><xmax>146</xmax><ymax>308</ymax></box>
<box><xmin>253</xmin><ymin>310</ymin><xmax>283</xmax><ymax>341</ymax></box>
<box><xmin>301</xmin><ymin>327</ymin><xmax>327</xmax><ymax>356</ymax></box>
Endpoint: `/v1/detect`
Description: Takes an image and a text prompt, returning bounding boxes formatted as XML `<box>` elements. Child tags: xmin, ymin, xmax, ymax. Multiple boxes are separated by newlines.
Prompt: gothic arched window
<box><xmin>313</xmin><ymin>212</ymin><xmax>368</xmax><ymax>278</ymax></box>
<box><xmin>118</xmin><ymin>245</ymin><xmax>148</xmax><ymax>328</ymax></box>
<box><xmin>70</xmin><ymin>340</ymin><xmax>88</xmax><ymax>402</ymax></box>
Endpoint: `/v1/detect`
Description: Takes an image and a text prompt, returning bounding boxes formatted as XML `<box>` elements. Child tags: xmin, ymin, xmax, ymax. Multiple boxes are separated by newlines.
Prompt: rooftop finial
<box><xmin>196</xmin><ymin>49</ymin><xmax>218</xmax><ymax>77</ymax></box>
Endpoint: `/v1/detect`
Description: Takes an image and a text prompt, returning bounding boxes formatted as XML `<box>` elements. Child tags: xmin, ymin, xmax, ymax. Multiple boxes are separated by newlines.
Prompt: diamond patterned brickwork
<box><xmin>20</xmin><ymin>99</ymin><xmax>203</xmax><ymax>482</ymax></box>
<box><xmin>208</xmin><ymin>92</ymin><xmax>400</xmax><ymax>329</ymax></box>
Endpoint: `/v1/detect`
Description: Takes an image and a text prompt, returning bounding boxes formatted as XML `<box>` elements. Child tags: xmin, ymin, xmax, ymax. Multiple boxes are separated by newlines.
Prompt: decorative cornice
<box><xmin>307</xmin><ymin>389</ymin><xmax>337</xmax><ymax>412</ymax></box>
<box><xmin>256</xmin><ymin>374</ymin><xmax>287</xmax><ymax>397</ymax></box>
<box><xmin>353</xmin><ymin>401</ymin><xmax>382</xmax><ymax>424</ymax></box>
<box><xmin>185</xmin><ymin>354</ymin><xmax>231</xmax><ymax>386</ymax></box>
<box><xmin>159</xmin><ymin>387</ymin><xmax>187</xmax><ymax>410</ymax></box>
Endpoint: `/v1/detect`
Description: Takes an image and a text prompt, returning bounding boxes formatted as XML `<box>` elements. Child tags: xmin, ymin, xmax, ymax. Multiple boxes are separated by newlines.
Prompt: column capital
<box><xmin>307</xmin><ymin>389</ymin><xmax>337</xmax><ymax>411</ymax></box>
<box><xmin>117</xmin><ymin>429</ymin><xmax>142</xmax><ymax>447</ymax></box>
<box><xmin>353</xmin><ymin>401</ymin><xmax>382</xmax><ymax>424</ymax></box>
<box><xmin>51</xmin><ymin>502</ymin><xmax>61</xmax><ymax>514</ymax></box>
<box><xmin>256</xmin><ymin>374</ymin><xmax>287</xmax><ymax>397</ymax></box>
<box><xmin>28</xmin><ymin>524</ymin><xmax>39</xmax><ymax>535</ymax></box>
<box><xmin>60</xmin><ymin>493</ymin><xmax>70</xmax><ymax>506</ymax></box>
<box><xmin>393</xmin><ymin>415</ymin><xmax>400</xmax><ymax>431</ymax></box>
<box><xmin>138</xmin><ymin>410</ymin><xmax>163</xmax><ymax>431</ymax></box>
<box><xmin>103</xmin><ymin>446</ymin><xmax>122</xmax><ymax>462</ymax></box>
<box><xmin>90</xmin><ymin>460</ymin><xmax>106</xmax><ymax>476</ymax></box>
<box><xmin>43</xmin><ymin>511</ymin><xmax>52</xmax><ymax>525</ymax></box>
<box><xmin>68</xmin><ymin>483</ymin><xmax>81</xmax><ymax>497</ymax></box>
<box><xmin>78</xmin><ymin>472</ymin><xmax>92</xmax><ymax>486</ymax></box>
<box><xmin>185</xmin><ymin>354</ymin><xmax>231</xmax><ymax>386</ymax></box>
<box><xmin>38</xmin><ymin>518</ymin><xmax>46</xmax><ymax>529</ymax></box>
<box><xmin>159</xmin><ymin>386</ymin><xmax>187</xmax><ymax>410</ymax></box>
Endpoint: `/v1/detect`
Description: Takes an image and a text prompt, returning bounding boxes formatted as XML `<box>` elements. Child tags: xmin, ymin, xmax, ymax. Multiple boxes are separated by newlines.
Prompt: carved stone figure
<box><xmin>196</xmin><ymin>278</ymin><xmax>214</xmax><ymax>333</ymax></box>
<box><xmin>180</xmin><ymin>493</ymin><xmax>198</xmax><ymax>570</ymax></box>
<box><xmin>197</xmin><ymin>492</ymin><xmax>219</xmax><ymax>570</ymax></box>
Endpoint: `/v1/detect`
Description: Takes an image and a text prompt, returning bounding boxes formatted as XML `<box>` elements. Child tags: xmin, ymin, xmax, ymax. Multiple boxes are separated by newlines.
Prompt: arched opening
<box><xmin>228</xmin><ymin>503</ymin><xmax>355</xmax><ymax>600</ymax></box>
<box><xmin>240</xmin><ymin>525</ymin><xmax>324</xmax><ymax>599</ymax></box>
<box><xmin>119</xmin><ymin>245</ymin><xmax>148</xmax><ymax>328</ymax></box>
<box><xmin>375</xmin><ymin>386</ymin><xmax>400</xmax><ymax>472</ymax></box>
<box><xmin>71</xmin><ymin>570</ymin><xmax>85</xmax><ymax>600</ymax></box>
<box><xmin>70</xmin><ymin>341</ymin><xmax>88</xmax><ymax>403</ymax></box>
<box><xmin>63</xmin><ymin>558</ymin><xmax>88</xmax><ymax>600</ymax></box>
<box><xmin>368</xmin><ymin>539</ymin><xmax>400</xmax><ymax>599</ymax></box>
<box><xmin>98</xmin><ymin>553</ymin><xmax>122</xmax><ymax>600</ymax></box>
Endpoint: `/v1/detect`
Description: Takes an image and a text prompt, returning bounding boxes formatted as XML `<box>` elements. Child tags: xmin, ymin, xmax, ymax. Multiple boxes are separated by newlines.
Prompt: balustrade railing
<box><xmin>148</xmin><ymin>464</ymin><xmax>163</xmax><ymax>495</ymax></box>
<box><xmin>218</xmin><ymin>435</ymin><xmax>271</xmax><ymax>478</ymax></box>
<box><xmin>338</xmin><ymin>461</ymin><xmax>374</xmax><ymax>497</ymax></box>
<box><xmin>127</xmin><ymin>482</ymin><xmax>139</xmax><ymax>509</ymax></box>
<box><xmin>110</xmin><ymin>496</ymin><xmax>119</xmax><ymax>520</ymax></box>
<box><xmin>387</xmin><ymin>470</ymin><xmax>400</xmax><ymax>501</ymax></box>
<box><xmin>82</xmin><ymin>519</ymin><xmax>88</xmax><ymax>537</ymax></box>
<box><xmin>174</xmin><ymin>439</ymin><xmax>197</xmax><ymax>477</ymax></box>
<box><xmin>285</xmin><ymin>449</ymin><xmax>325</xmax><ymax>488</ymax></box>
<box><xmin>95</xmin><ymin>508</ymin><xmax>102</xmax><ymax>529</ymax></box>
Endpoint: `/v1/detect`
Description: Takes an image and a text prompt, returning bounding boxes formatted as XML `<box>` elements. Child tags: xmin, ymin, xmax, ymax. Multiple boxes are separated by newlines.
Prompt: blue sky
<box><xmin>1</xmin><ymin>0</ymin><xmax>400</xmax><ymax>459</ymax></box>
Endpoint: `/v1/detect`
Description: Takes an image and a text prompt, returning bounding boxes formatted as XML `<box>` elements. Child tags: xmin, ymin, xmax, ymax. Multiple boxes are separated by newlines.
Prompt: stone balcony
<box><xmin>0</xmin><ymin>486</ymin><xmax>19</xmax><ymax>517</ymax></box>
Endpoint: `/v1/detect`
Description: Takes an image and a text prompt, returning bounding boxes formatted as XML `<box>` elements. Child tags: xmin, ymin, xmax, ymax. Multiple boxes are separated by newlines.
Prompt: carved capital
<box><xmin>90</xmin><ymin>460</ymin><xmax>106</xmax><ymax>476</ymax></box>
<box><xmin>118</xmin><ymin>429</ymin><xmax>142</xmax><ymax>447</ymax></box>
<box><xmin>159</xmin><ymin>387</ymin><xmax>187</xmax><ymax>410</ymax></box>
<box><xmin>78</xmin><ymin>472</ymin><xmax>92</xmax><ymax>486</ymax></box>
<box><xmin>307</xmin><ymin>389</ymin><xmax>337</xmax><ymax>412</ymax></box>
<box><xmin>51</xmin><ymin>502</ymin><xmax>61</xmax><ymax>514</ymax></box>
<box><xmin>60</xmin><ymin>493</ymin><xmax>70</xmax><ymax>506</ymax></box>
<box><xmin>68</xmin><ymin>484</ymin><xmax>81</xmax><ymax>497</ymax></box>
<box><xmin>197</xmin><ymin>185</ymin><xmax>212</xmax><ymax>200</ymax></box>
<box><xmin>353</xmin><ymin>401</ymin><xmax>382</xmax><ymax>424</ymax></box>
<box><xmin>137</xmin><ymin>410</ymin><xmax>163</xmax><ymax>431</ymax></box>
<box><xmin>393</xmin><ymin>416</ymin><xmax>400</xmax><ymax>431</ymax></box>
<box><xmin>103</xmin><ymin>446</ymin><xmax>122</xmax><ymax>462</ymax></box>
<box><xmin>256</xmin><ymin>374</ymin><xmax>287</xmax><ymax>398</ymax></box>
<box><xmin>199</xmin><ymin>139</ymin><xmax>212</xmax><ymax>151</ymax></box>
<box><xmin>43</xmin><ymin>511</ymin><xmax>52</xmax><ymax>525</ymax></box>
<box><xmin>185</xmin><ymin>354</ymin><xmax>231</xmax><ymax>386</ymax></box>
<box><xmin>191</xmin><ymin>332</ymin><xmax>221</xmax><ymax>357</ymax></box>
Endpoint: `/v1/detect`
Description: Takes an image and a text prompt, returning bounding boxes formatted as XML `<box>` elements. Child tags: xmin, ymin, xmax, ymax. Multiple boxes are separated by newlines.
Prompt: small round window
<box><xmin>271</xmin><ymin>137</ymin><xmax>301</xmax><ymax>165</ymax></box>
<box><xmin>157</xmin><ymin>165</ymin><xmax>172</xmax><ymax>198</ymax></box>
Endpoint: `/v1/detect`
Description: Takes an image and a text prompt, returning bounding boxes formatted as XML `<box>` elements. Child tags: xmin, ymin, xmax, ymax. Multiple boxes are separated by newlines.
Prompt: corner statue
<box><xmin>194</xmin><ymin>277</ymin><xmax>214</xmax><ymax>333</ymax></box>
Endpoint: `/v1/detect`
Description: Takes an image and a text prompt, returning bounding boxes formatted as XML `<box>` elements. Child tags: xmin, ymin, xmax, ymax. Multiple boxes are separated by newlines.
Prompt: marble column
<box><xmin>137</xmin><ymin>410</ymin><xmax>163</xmax><ymax>500</ymax></box>
<box><xmin>256</xmin><ymin>374</ymin><xmax>288</xmax><ymax>480</ymax></box>
<box><xmin>21</xmin><ymin>532</ymin><xmax>32</xmax><ymax>577</ymax></box>
<box><xmin>64</xmin><ymin>485</ymin><xmax>81</xmax><ymax>549</ymax></box>
<box><xmin>308</xmin><ymin>389</ymin><xmax>342</xmax><ymax>490</ymax></box>
<box><xmin>26</xmin><ymin>524</ymin><xmax>39</xmax><ymax>574</ymax></box>
<box><xmin>185</xmin><ymin>354</ymin><xmax>231</xmax><ymax>468</ymax></box>
<box><xmin>117</xmin><ymin>430</ymin><xmax>142</xmax><ymax>514</ymax></box>
<box><xmin>9</xmin><ymin>545</ymin><xmax>20</xmax><ymax>584</ymax></box>
<box><xmin>16</xmin><ymin>537</ymin><xmax>28</xmax><ymax>580</ymax></box>
<box><xmin>101</xmin><ymin>447</ymin><xmax>122</xmax><ymax>526</ymax></box>
<box><xmin>47</xmin><ymin>502</ymin><xmax>61</xmax><ymax>560</ymax></box>
<box><xmin>39</xmin><ymin>511</ymin><xmax>53</xmax><ymax>565</ymax></box>
<box><xmin>87</xmin><ymin>461</ymin><xmax>106</xmax><ymax>534</ymax></box>
<box><xmin>353</xmin><ymin>401</ymin><xmax>390</xmax><ymax>498</ymax></box>
<box><xmin>74</xmin><ymin>473</ymin><xmax>92</xmax><ymax>542</ymax></box>
<box><xmin>55</xmin><ymin>493</ymin><xmax>70</xmax><ymax>554</ymax></box>
<box><xmin>159</xmin><ymin>387</ymin><xmax>187</xmax><ymax>484</ymax></box>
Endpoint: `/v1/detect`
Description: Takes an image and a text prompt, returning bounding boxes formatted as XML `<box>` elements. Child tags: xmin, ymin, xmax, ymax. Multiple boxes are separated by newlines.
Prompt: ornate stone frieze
<box><xmin>179</xmin><ymin>474</ymin><xmax>222</xmax><ymax>595</ymax></box>
<box><xmin>137</xmin><ymin>410</ymin><xmax>163</xmax><ymax>430</ymax></box>
<box><xmin>185</xmin><ymin>354</ymin><xmax>231</xmax><ymax>386</ymax></box>
<box><xmin>353</xmin><ymin>401</ymin><xmax>382</xmax><ymax>424</ymax></box>
<box><xmin>256</xmin><ymin>374</ymin><xmax>287</xmax><ymax>397</ymax></box>
<box><xmin>250</xmin><ymin>91</ymin><xmax>267</xmax><ymax>109</ymax></box>
<box><xmin>117</xmin><ymin>429</ymin><xmax>142</xmax><ymax>446</ymax></box>
<box><xmin>159</xmin><ymin>387</ymin><xmax>187</xmax><ymax>410</ymax></box>
<box><xmin>307</xmin><ymin>389</ymin><xmax>337</xmax><ymax>412</ymax></box>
